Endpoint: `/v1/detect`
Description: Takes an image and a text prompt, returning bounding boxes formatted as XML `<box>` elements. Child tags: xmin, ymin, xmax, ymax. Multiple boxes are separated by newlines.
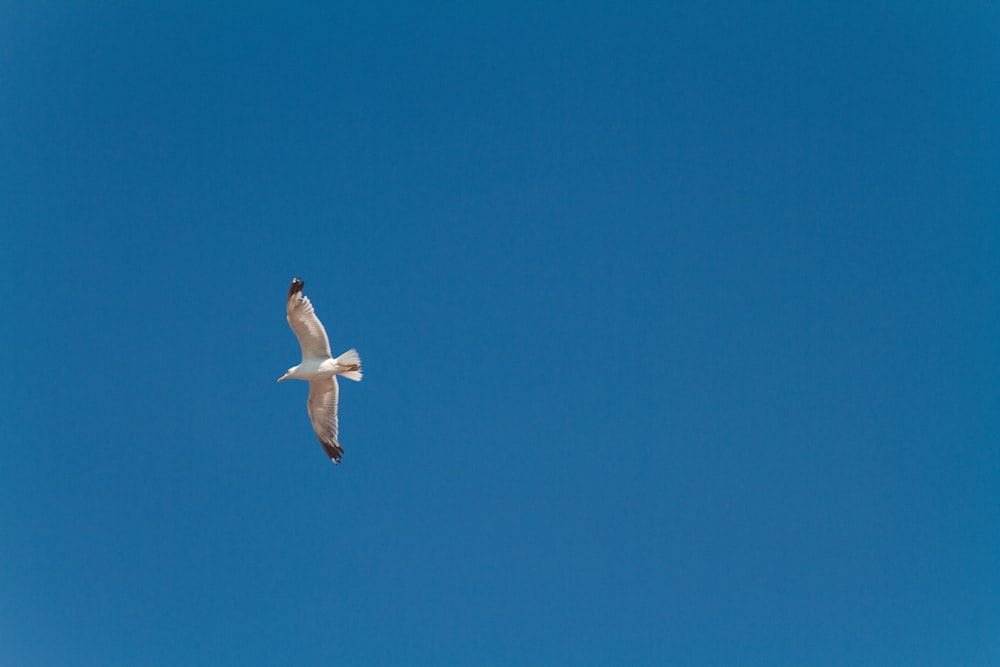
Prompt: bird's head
<box><xmin>277</xmin><ymin>367</ymin><xmax>295</xmax><ymax>383</ymax></box>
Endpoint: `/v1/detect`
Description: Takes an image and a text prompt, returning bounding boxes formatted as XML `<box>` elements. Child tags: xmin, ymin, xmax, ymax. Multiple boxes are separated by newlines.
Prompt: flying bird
<box><xmin>278</xmin><ymin>277</ymin><xmax>362</xmax><ymax>464</ymax></box>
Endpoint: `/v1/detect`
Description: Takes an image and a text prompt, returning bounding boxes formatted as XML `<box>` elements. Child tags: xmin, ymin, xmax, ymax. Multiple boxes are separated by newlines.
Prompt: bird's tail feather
<box><xmin>336</xmin><ymin>348</ymin><xmax>363</xmax><ymax>381</ymax></box>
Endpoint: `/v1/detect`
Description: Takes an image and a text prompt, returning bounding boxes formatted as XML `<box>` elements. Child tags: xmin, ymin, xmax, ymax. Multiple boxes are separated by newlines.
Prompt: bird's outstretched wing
<box><xmin>307</xmin><ymin>377</ymin><xmax>343</xmax><ymax>463</ymax></box>
<box><xmin>287</xmin><ymin>277</ymin><xmax>332</xmax><ymax>361</ymax></box>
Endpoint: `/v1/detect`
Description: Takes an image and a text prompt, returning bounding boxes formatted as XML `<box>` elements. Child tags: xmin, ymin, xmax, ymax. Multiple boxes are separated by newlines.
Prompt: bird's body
<box><xmin>283</xmin><ymin>357</ymin><xmax>352</xmax><ymax>380</ymax></box>
<box><xmin>279</xmin><ymin>277</ymin><xmax>362</xmax><ymax>464</ymax></box>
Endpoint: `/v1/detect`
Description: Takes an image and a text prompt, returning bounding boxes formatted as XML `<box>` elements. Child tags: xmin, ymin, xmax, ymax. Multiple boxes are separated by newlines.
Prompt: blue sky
<box><xmin>2</xmin><ymin>3</ymin><xmax>998</xmax><ymax>665</ymax></box>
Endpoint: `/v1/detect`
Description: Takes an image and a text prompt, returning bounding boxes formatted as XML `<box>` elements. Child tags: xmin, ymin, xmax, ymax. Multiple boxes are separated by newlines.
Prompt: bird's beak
<box><xmin>277</xmin><ymin>374</ymin><xmax>288</xmax><ymax>383</ymax></box>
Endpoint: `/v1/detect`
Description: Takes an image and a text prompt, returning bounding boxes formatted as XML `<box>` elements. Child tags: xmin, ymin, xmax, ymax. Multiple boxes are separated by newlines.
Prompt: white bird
<box><xmin>278</xmin><ymin>277</ymin><xmax>362</xmax><ymax>464</ymax></box>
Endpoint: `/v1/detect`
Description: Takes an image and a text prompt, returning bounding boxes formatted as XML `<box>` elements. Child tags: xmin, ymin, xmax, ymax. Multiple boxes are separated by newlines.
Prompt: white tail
<box><xmin>336</xmin><ymin>348</ymin><xmax>363</xmax><ymax>381</ymax></box>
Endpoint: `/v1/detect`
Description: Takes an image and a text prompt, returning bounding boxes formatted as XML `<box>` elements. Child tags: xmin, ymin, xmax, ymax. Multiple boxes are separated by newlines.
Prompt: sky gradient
<box><xmin>2</xmin><ymin>3</ymin><xmax>998</xmax><ymax>665</ymax></box>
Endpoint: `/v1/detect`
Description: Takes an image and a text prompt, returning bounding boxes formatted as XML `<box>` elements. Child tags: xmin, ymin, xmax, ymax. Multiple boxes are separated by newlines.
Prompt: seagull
<box><xmin>278</xmin><ymin>277</ymin><xmax>362</xmax><ymax>464</ymax></box>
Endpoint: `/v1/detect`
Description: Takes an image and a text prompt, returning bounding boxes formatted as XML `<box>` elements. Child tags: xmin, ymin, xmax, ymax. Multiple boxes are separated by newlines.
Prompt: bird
<box><xmin>278</xmin><ymin>277</ymin><xmax>362</xmax><ymax>464</ymax></box>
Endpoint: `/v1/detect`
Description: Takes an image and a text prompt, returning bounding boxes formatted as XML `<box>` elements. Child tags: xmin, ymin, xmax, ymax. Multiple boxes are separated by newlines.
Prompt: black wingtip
<box><xmin>288</xmin><ymin>276</ymin><xmax>304</xmax><ymax>300</ymax></box>
<box><xmin>320</xmin><ymin>439</ymin><xmax>344</xmax><ymax>464</ymax></box>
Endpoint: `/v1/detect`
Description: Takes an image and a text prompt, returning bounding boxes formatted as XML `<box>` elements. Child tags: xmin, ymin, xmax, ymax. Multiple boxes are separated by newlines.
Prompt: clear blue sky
<box><xmin>2</xmin><ymin>3</ymin><xmax>997</xmax><ymax>665</ymax></box>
